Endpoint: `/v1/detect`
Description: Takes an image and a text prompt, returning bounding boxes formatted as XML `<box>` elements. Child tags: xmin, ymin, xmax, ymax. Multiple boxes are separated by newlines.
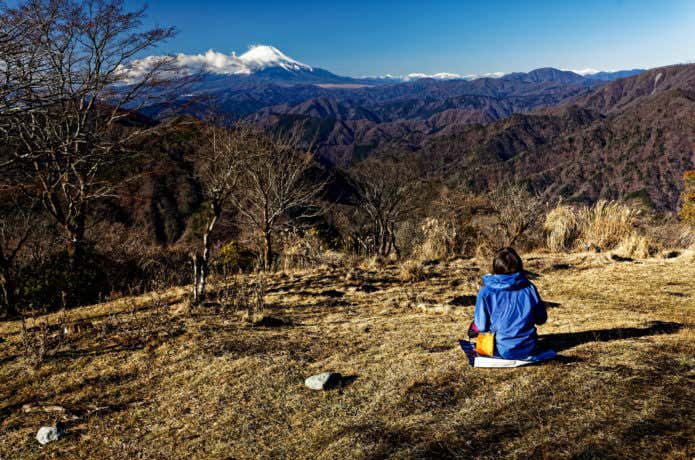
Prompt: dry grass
<box><xmin>544</xmin><ymin>201</ymin><xmax>665</xmax><ymax>258</ymax></box>
<box><xmin>578</xmin><ymin>200</ymin><xmax>639</xmax><ymax>250</ymax></box>
<box><xmin>399</xmin><ymin>260</ymin><xmax>427</xmax><ymax>282</ymax></box>
<box><xmin>544</xmin><ymin>204</ymin><xmax>580</xmax><ymax>252</ymax></box>
<box><xmin>0</xmin><ymin>253</ymin><xmax>693</xmax><ymax>459</ymax></box>
<box><xmin>614</xmin><ymin>232</ymin><xmax>659</xmax><ymax>259</ymax></box>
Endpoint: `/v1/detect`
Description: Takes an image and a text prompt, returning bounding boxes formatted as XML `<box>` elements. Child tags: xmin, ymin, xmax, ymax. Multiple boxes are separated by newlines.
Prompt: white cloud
<box><xmin>122</xmin><ymin>45</ymin><xmax>312</xmax><ymax>82</ymax></box>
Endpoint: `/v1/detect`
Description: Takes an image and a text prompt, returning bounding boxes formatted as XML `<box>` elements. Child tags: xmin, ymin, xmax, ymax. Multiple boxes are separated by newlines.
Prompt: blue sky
<box><xmin>107</xmin><ymin>1</ymin><xmax>695</xmax><ymax>76</ymax></box>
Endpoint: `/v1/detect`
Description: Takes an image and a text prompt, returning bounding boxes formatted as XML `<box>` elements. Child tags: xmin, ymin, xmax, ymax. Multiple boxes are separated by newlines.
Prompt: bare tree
<box><xmin>348</xmin><ymin>155</ymin><xmax>420</xmax><ymax>257</ymax></box>
<box><xmin>230</xmin><ymin>130</ymin><xmax>323</xmax><ymax>271</ymax></box>
<box><xmin>0</xmin><ymin>0</ymin><xmax>177</xmax><ymax>306</ymax></box>
<box><xmin>189</xmin><ymin>121</ymin><xmax>255</xmax><ymax>304</ymax></box>
<box><xmin>488</xmin><ymin>183</ymin><xmax>545</xmax><ymax>247</ymax></box>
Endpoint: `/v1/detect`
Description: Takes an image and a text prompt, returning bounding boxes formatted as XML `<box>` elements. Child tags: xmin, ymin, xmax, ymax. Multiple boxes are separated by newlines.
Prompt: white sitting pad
<box><xmin>459</xmin><ymin>340</ymin><xmax>557</xmax><ymax>368</ymax></box>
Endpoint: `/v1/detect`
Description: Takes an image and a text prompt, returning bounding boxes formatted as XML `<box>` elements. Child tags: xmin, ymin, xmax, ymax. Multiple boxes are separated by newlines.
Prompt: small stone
<box><xmin>36</xmin><ymin>424</ymin><xmax>64</xmax><ymax>445</ymax></box>
<box><xmin>304</xmin><ymin>372</ymin><xmax>342</xmax><ymax>390</ymax></box>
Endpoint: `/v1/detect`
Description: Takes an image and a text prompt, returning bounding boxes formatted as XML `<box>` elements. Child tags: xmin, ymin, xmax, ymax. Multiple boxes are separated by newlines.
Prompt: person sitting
<box><xmin>468</xmin><ymin>247</ymin><xmax>547</xmax><ymax>359</ymax></box>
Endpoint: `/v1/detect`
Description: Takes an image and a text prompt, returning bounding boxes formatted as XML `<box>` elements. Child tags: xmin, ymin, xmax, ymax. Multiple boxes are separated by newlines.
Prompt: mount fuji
<box><xmin>129</xmin><ymin>45</ymin><xmax>371</xmax><ymax>86</ymax></box>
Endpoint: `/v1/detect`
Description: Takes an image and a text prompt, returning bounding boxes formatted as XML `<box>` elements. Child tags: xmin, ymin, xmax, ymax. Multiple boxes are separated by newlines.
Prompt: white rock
<box><xmin>36</xmin><ymin>424</ymin><xmax>64</xmax><ymax>445</ymax></box>
<box><xmin>304</xmin><ymin>372</ymin><xmax>342</xmax><ymax>390</ymax></box>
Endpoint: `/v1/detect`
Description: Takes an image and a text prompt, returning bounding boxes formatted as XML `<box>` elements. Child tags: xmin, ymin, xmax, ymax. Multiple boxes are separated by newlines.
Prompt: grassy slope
<box><xmin>0</xmin><ymin>252</ymin><xmax>693</xmax><ymax>459</ymax></box>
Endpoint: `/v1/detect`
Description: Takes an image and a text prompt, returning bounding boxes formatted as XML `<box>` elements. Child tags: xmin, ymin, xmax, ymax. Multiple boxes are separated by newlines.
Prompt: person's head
<box><xmin>492</xmin><ymin>247</ymin><xmax>523</xmax><ymax>274</ymax></box>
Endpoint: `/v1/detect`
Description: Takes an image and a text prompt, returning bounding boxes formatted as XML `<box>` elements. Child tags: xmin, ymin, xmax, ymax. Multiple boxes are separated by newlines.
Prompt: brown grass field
<box><xmin>1</xmin><ymin>252</ymin><xmax>693</xmax><ymax>459</ymax></box>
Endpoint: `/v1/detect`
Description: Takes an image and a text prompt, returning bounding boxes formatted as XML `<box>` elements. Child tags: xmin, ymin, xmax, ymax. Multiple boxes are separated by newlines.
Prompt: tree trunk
<box><xmin>193</xmin><ymin>201</ymin><xmax>220</xmax><ymax>304</ymax></box>
<box><xmin>191</xmin><ymin>252</ymin><xmax>199</xmax><ymax>304</ymax></box>
<box><xmin>263</xmin><ymin>229</ymin><xmax>273</xmax><ymax>271</ymax></box>
<box><xmin>389</xmin><ymin>226</ymin><xmax>400</xmax><ymax>260</ymax></box>
<box><xmin>63</xmin><ymin>214</ymin><xmax>86</xmax><ymax>309</ymax></box>
<box><xmin>0</xmin><ymin>268</ymin><xmax>18</xmax><ymax>319</ymax></box>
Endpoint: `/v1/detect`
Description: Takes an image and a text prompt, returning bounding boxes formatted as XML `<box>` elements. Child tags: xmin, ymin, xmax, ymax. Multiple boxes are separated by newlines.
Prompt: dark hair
<box><xmin>492</xmin><ymin>247</ymin><xmax>523</xmax><ymax>274</ymax></box>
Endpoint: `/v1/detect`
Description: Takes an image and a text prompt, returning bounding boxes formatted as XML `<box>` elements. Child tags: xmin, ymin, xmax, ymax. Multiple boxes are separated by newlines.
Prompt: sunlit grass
<box><xmin>0</xmin><ymin>252</ymin><xmax>693</xmax><ymax>459</ymax></box>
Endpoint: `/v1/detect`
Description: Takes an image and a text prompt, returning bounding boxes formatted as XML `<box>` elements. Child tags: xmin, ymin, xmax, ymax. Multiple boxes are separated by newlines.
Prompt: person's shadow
<box><xmin>538</xmin><ymin>321</ymin><xmax>684</xmax><ymax>352</ymax></box>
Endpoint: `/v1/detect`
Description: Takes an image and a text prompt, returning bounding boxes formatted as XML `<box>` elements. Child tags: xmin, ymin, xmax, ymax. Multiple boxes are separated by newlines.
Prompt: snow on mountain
<box><xmin>238</xmin><ymin>45</ymin><xmax>313</xmax><ymax>72</ymax></box>
<box><xmin>403</xmin><ymin>72</ymin><xmax>466</xmax><ymax>81</ymax></box>
<box><xmin>569</xmin><ymin>68</ymin><xmax>601</xmax><ymax>76</ymax></box>
<box><xmin>380</xmin><ymin>71</ymin><xmax>506</xmax><ymax>82</ymax></box>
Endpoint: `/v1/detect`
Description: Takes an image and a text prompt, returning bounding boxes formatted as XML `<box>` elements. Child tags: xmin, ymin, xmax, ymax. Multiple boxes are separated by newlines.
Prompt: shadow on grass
<box><xmin>340</xmin><ymin>375</ymin><xmax>358</xmax><ymax>388</ymax></box>
<box><xmin>538</xmin><ymin>321</ymin><xmax>684</xmax><ymax>352</ymax></box>
<box><xmin>449</xmin><ymin>295</ymin><xmax>476</xmax><ymax>307</ymax></box>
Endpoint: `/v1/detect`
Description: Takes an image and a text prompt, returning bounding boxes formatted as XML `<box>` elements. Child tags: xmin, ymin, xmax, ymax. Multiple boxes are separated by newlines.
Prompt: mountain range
<box><xmin>132</xmin><ymin>46</ymin><xmax>694</xmax><ymax>213</ymax></box>
<box><xmin>138</xmin><ymin>45</ymin><xmax>646</xmax><ymax>122</ymax></box>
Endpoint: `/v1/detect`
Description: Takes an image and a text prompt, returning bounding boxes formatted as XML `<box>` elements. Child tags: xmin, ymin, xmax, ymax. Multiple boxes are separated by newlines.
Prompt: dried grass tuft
<box><xmin>543</xmin><ymin>200</ymin><xmax>659</xmax><ymax>257</ymax></box>
<box><xmin>399</xmin><ymin>260</ymin><xmax>426</xmax><ymax>282</ymax></box>
<box><xmin>544</xmin><ymin>204</ymin><xmax>580</xmax><ymax>252</ymax></box>
<box><xmin>613</xmin><ymin>233</ymin><xmax>660</xmax><ymax>259</ymax></box>
<box><xmin>578</xmin><ymin>200</ymin><xmax>638</xmax><ymax>251</ymax></box>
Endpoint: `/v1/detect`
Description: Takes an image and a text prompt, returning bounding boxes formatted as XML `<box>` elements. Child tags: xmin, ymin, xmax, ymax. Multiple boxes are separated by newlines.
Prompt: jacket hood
<box><xmin>482</xmin><ymin>271</ymin><xmax>529</xmax><ymax>290</ymax></box>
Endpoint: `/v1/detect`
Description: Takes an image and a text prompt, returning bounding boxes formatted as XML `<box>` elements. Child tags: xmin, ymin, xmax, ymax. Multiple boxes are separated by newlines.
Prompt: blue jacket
<box><xmin>473</xmin><ymin>271</ymin><xmax>547</xmax><ymax>359</ymax></box>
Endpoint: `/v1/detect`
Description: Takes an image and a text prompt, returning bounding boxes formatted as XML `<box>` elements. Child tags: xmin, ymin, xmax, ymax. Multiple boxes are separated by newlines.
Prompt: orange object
<box><xmin>476</xmin><ymin>332</ymin><xmax>495</xmax><ymax>356</ymax></box>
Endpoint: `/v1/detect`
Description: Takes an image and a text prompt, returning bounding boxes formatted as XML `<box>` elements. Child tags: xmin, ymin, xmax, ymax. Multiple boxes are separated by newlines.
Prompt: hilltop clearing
<box><xmin>0</xmin><ymin>252</ymin><xmax>693</xmax><ymax>458</ymax></box>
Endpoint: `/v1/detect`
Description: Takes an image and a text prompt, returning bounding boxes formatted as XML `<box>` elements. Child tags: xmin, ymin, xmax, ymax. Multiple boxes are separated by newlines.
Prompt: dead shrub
<box><xmin>487</xmin><ymin>184</ymin><xmax>545</xmax><ymax>249</ymax></box>
<box><xmin>20</xmin><ymin>315</ymin><xmax>66</xmax><ymax>369</ymax></box>
<box><xmin>394</xmin><ymin>220</ymin><xmax>421</xmax><ymax>259</ymax></box>
<box><xmin>280</xmin><ymin>229</ymin><xmax>330</xmax><ymax>271</ymax></box>
<box><xmin>650</xmin><ymin>221</ymin><xmax>695</xmax><ymax>250</ymax></box>
<box><xmin>360</xmin><ymin>255</ymin><xmax>388</xmax><ymax>271</ymax></box>
<box><xmin>400</xmin><ymin>260</ymin><xmax>426</xmax><ymax>282</ymax></box>
<box><xmin>415</xmin><ymin>217</ymin><xmax>456</xmax><ymax>261</ymax></box>
<box><xmin>243</xmin><ymin>274</ymin><xmax>267</xmax><ymax>324</ymax></box>
<box><xmin>214</xmin><ymin>273</ymin><xmax>246</xmax><ymax>316</ymax></box>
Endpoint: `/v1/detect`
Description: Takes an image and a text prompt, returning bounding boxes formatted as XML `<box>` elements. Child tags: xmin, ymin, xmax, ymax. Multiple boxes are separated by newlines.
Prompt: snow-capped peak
<box><xmin>123</xmin><ymin>45</ymin><xmax>312</xmax><ymax>81</ymax></box>
<box><xmin>372</xmin><ymin>71</ymin><xmax>506</xmax><ymax>82</ymax></box>
<box><xmin>565</xmin><ymin>68</ymin><xmax>600</xmax><ymax>76</ymax></box>
<box><xmin>403</xmin><ymin>72</ymin><xmax>465</xmax><ymax>81</ymax></box>
<box><xmin>239</xmin><ymin>45</ymin><xmax>312</xmax><ymax>72</ymax></box>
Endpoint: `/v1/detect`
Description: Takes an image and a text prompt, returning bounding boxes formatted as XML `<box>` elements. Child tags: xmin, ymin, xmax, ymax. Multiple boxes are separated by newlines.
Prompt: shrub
<box><xmin>399</xmin><ymin>260</ymin><xmax>426</xmax><ymax>282</ymax></box>
<box><xmin>360</xmin><ymin>255</ymin><xmax>388</xmax><ymax>271</ymax></box>
<box><xmin>215</xmin><ymin>241</ymin><xmax>256</xmax><ymax>274</ymax></box>
<box><xmin>415</xmin><ymin>217</ymin><xmax>457</xmax><ymax>261</ymax></box>
<box><xmin>279</xmin><ymin>228</ymin><xmax>328</xmax><ymax>271</ymax></box>
<box><xmin>242</xmin><ymin>274</ymin><xmax>267</xmax><ymax>324</ymax></box>
<box><xmin>394</xmin><ymin>220</ymin><xmax>421</xmax><ymax>259</ymax></box>
<box><xmin>20</xmin><ymin>315</ymin><xmax>66</xmax><ymax>369</ymax></box>
<box><xmin>17</xmin><ymin>248</ymin><xmax>110</xmax><ymax>313</ymax></box>
<box><xmin>487</xmin><ymin>184</ymin><xmax>545</xmax><ymax>249</ymax></box>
